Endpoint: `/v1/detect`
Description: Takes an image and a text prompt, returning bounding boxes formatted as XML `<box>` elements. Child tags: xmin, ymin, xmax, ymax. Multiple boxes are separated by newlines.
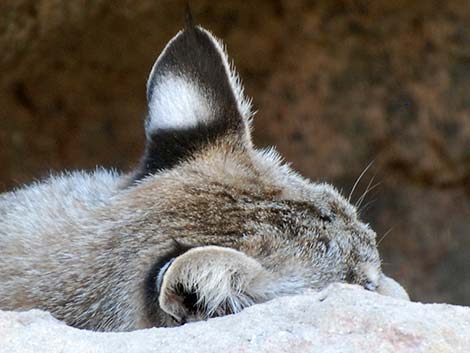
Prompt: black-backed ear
<box><xmin>134</xmin><ymin>23</ymin><xmax>253</xmax><ymax>181</ymax></box>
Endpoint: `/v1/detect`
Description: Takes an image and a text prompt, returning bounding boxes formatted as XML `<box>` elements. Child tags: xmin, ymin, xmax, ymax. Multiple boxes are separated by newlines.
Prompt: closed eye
<box><xmin>320</xmin><ymin>214</ymin><xmax>332</xmax><ymax>223</ymax></box>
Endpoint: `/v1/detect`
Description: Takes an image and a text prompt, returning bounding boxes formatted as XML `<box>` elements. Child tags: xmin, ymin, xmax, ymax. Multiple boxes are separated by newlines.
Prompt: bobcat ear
<box><xmin>134</xmin><ymin>24</ymin><xmax>253</xmax><ymax>181</ymax></box>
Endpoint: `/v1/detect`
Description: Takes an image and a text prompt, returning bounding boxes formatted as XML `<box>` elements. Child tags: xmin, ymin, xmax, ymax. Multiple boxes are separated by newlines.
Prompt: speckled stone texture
<box><xmin>1</xmin><ymin>284</ymin><xmax>470</xmax><ymax>353</ymax></box>
<box><xmin>0</xmin><ymin>1</ymin><xmax>469</xmax><ymax>304</ymax></box>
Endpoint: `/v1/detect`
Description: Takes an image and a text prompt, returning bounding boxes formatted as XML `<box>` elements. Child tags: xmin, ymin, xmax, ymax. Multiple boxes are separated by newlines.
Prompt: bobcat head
<box><xmin>134</xmin><ymin>23</ymin><xmax>409</xmax><ymax>327</ymax></box>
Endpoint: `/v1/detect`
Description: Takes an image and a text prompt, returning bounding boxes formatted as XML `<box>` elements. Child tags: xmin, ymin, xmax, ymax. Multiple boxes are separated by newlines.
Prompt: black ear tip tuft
<box><xmin>184</xmin><ymin>3</ymin><xmax>195</xmax><ymax>29</ymax></box>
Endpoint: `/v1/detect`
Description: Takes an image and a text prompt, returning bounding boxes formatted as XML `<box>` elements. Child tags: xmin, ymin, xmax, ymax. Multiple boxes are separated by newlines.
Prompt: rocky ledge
<box><xmin>0</xmin><ymin>283</ymin><xmax>469</xmax><ymax>353</ymax></box>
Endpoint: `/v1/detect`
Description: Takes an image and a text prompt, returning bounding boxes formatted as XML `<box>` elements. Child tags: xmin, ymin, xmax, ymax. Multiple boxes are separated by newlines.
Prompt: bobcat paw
<box><xmin>157</xmin><ymin>246</ymin><xmax>271</xmax><ymax>324</ymax></box>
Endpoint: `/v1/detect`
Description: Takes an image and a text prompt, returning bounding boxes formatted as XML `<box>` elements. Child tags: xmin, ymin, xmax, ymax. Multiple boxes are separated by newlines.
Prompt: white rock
<box><xmin>0</xmin><ymin>284</ymin><xmax>469</xmax><ymax>353</ymax></box>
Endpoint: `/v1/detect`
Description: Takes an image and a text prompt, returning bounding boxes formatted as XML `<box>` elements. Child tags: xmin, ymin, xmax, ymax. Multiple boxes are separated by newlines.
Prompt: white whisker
<box><xmin>377</xmin><ymin>227</ymin><xmax>394</xmax><ymax>246</ymax></box>
<box><xmin>348</xmin><ymin>160</ymin><xmax>374</xmax><ymax>203</ymax></box>
<box><xmin>356</xmin><ymin>176</ymin><xmax>381</xmax><ymax>209</ymax></box>
<box><xmin>358</xmin><ymin>197</ymin><xmax>377</xmax><ymax>215</ymax></box>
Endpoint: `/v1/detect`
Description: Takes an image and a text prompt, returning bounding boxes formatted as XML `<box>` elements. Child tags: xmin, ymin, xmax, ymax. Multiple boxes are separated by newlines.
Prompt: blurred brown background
<box><xmin>1</xmin><ymin>0</ymin><xmax>469</xmax><ymax>304</ymax></box>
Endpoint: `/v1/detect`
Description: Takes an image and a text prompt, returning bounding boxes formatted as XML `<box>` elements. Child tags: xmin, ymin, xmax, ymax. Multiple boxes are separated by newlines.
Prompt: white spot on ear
<box><xmin>146</xmin><ymin>74</ymin><xmax>213</xmax><ymax>135</ymax></box>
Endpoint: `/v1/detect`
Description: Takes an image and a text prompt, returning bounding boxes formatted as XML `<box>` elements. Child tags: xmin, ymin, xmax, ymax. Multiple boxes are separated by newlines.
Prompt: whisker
<box><xmin>358</xmin><ymin>188</ymin><xmax>380</xmax><ymax>213</ymax></box>
<box><xmin>348</xmin><ymin>160</ymin><xmax>374</xmax><ymax>202</ymax></box>
<box><xmin>356</xmin><ymin>177</ymin><xmax>381</xmax><ymax>209</ymax></box>
<box><xmin>377</xmin><ymin>227</ymin><xmax>394</xmax><ymax>246</ymax></box>
<box><xmin>358</xmin><ymin>198</ymin><xmax>377</xmax><ymax>215</ymax></box>
<box><xmin>355</xmin><ymin>175</ymin><xmax>374</xmax><ymax>208</ymax></box>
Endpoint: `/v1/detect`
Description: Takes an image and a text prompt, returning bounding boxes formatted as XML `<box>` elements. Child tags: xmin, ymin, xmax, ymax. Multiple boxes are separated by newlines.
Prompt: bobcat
<box><xmin>0</xmin><ymin>22</ymin><xmax>408</xmax><ymax>332</ymax></box>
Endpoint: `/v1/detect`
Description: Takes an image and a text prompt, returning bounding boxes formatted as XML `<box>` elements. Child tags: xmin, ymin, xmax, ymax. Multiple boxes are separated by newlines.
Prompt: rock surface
<box><xmin>1</xmin><ymin>284</ymin><xmax>469</xmax><ymax>353</ymax></box>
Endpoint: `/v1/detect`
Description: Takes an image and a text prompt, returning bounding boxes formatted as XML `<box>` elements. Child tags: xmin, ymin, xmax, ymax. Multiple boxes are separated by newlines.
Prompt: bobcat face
<box><xmin>152</xmin><ymin>170</ymin><xmax>387</xmax><ymax>326</ymax></box>
<box><xmin>238</xmin><ymin>181</ymin><xmax>382</xmax><ymax>291</ymax></box>
<box><xmin>133</xmin><ymin>22</ymin><xmax>409</xmax><ymax>326</ymax></box>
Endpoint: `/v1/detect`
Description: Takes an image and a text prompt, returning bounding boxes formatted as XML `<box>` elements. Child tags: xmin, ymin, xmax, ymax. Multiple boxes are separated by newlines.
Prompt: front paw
<box><xmin>157</xmin><ymin>246</ymin><xmax>270</xmax><ymax>324</ymax></box>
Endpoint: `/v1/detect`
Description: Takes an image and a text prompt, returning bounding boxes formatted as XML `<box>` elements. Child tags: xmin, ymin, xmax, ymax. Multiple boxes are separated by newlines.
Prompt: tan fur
<box><xmin>0</xmin><ymin>25</ymin><xmax>408</xmax><ymax>332</ymax></box>
<box><xmin>159</xmin><ymin>246</ymin><xmax>269</xmax><ymax>323</ymax></box>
